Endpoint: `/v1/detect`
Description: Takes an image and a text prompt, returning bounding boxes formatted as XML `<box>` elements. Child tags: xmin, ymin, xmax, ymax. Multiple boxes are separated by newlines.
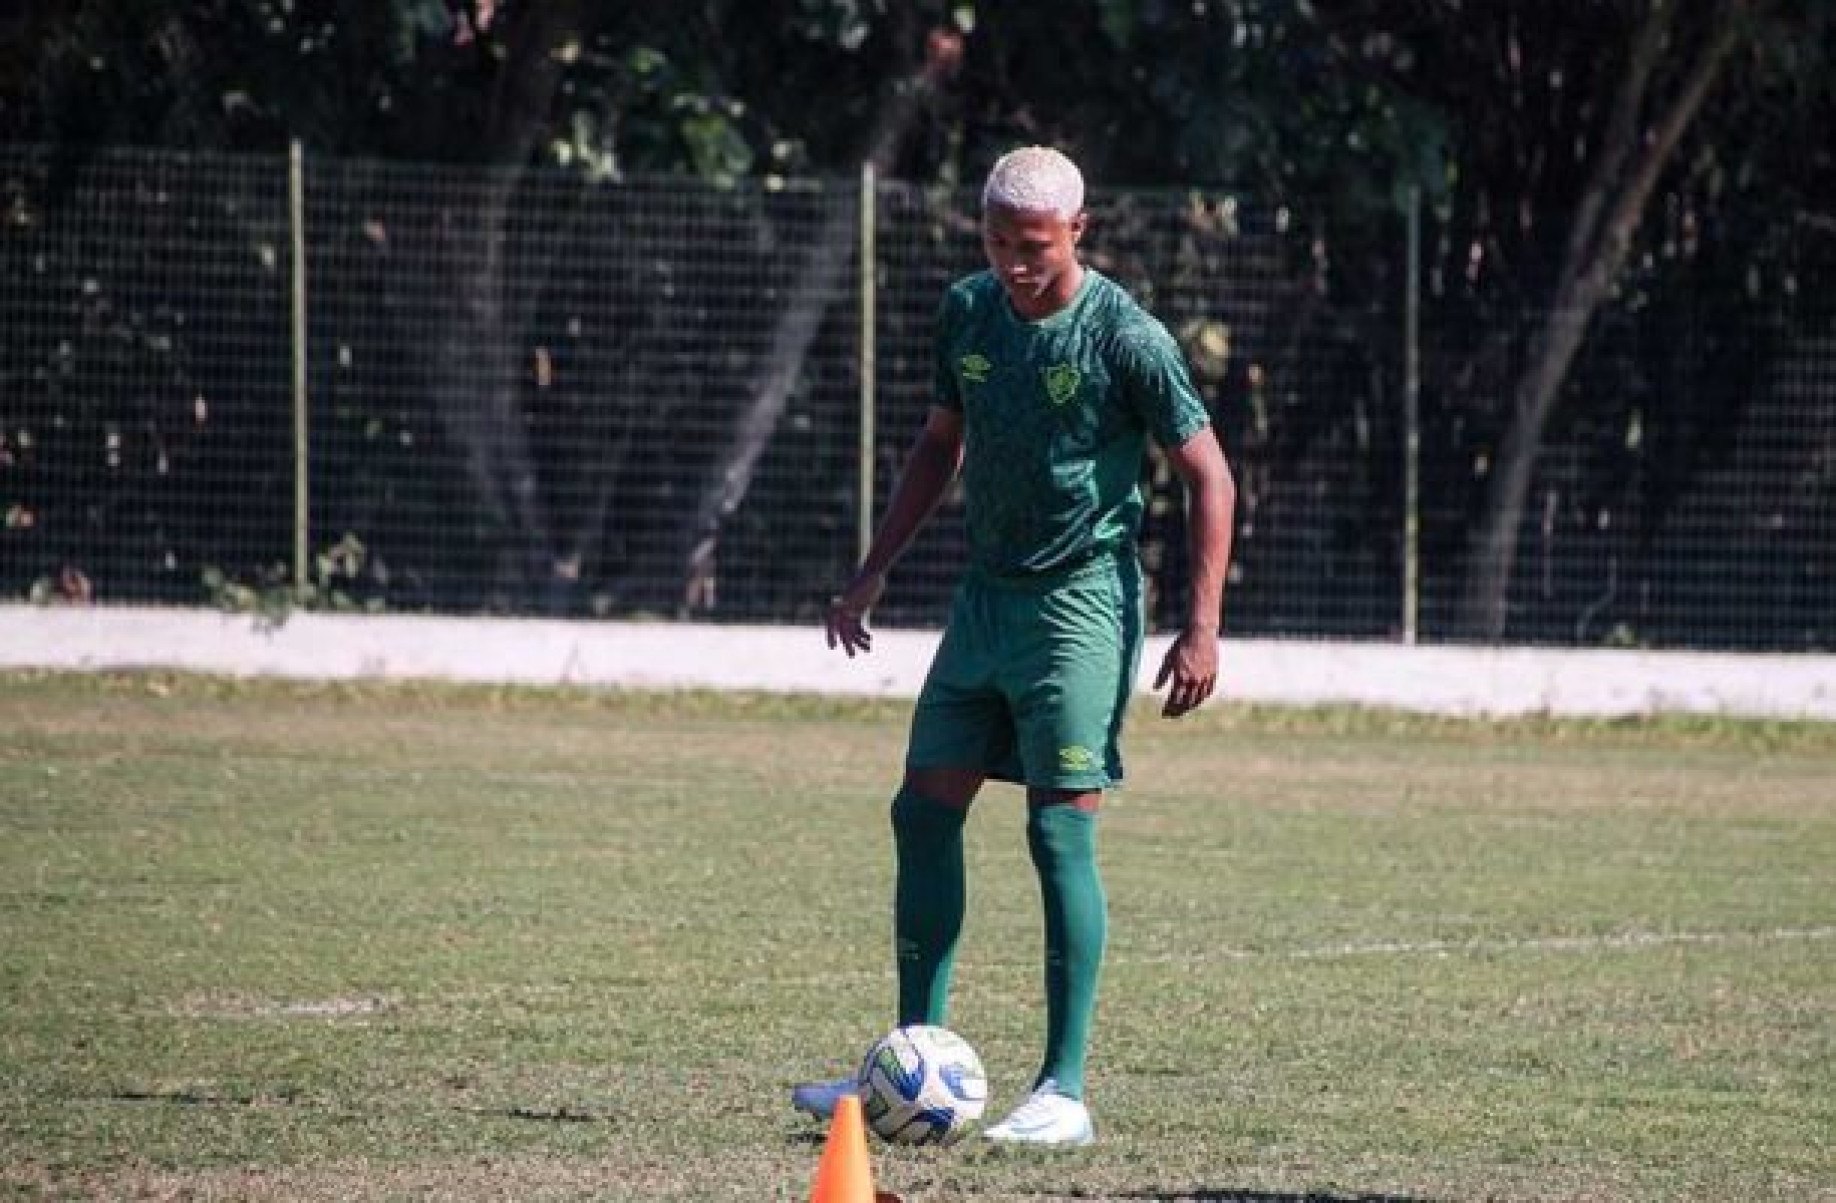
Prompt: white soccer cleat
<box><xmin>981</xmin><ymin>1080</ymin><xmax>1095</xmax><ymax>1147</ymax></box>
<box><xmin>790</xmin><ymin>1076</ymin><xmax>857</xmax><ymax>1120</ymax></box>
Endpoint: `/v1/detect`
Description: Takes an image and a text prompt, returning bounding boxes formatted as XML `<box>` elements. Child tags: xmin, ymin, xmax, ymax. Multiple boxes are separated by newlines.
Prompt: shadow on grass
<box><xmin>1108</xmin><ymin>1193</ymin><xmax>1435</xmax><ymax>1202</ymax></box>
<box><xmin>107</xmin><ymin>1092</ymin><xmax>613</xmax><ymax>1125</ymax></box>
<box><xmin>109</xmin><ymin>1089</ymin><xmax>279</xmax><ymax>1107</ymax></box>
<box><xmin>464</xmin><ymin>1105</ymin><xmax>608</xmax><ymax>1124</ymax></box>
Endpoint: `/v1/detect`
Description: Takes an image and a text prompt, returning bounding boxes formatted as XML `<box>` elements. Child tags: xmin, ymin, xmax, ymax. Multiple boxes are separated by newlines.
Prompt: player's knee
<box><xmin>902</xmin><ymin>766</ymin><xmax>982</xmax><ymax>808</ymax></box>
<box><xmin>891</xmin><ymin>785</ymin><xmax>970</xmax><ymax>851</ymax></box>
<box><xmin>1027</xmin><ymin>786</ymin><xmax>1102</xmax><ymax>812</ymax></box>
<box><xmin>1026</xmin><ymin>797</ymin><xmax>1101</xmax><ymax>871</ymax></box>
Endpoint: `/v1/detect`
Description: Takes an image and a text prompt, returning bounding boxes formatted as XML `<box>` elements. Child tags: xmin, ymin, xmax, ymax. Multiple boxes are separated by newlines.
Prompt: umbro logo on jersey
<box><xmin>1043</xmin><ymin>363</ymin><xmax>1081</xmax><ymax>405</ymax></box>
<box><xmin>960</xmin><ymin>353</ymin><xmax>993</xmax><ymax>384</ymax></box>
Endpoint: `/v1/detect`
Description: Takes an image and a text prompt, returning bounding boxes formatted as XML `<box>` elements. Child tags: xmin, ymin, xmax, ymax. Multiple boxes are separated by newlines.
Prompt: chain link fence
<box><xmin>3</xmin><ymin>145</ymin><xmax>1831</xmax><ymax>648</ymax></box>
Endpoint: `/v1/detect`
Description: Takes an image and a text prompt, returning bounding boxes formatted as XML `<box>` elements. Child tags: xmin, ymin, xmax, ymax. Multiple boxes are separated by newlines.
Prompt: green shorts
<box><xmin>906</xmin><ymin>552</ymin><xmax>1146</xmax><ymax>791</ymax></box>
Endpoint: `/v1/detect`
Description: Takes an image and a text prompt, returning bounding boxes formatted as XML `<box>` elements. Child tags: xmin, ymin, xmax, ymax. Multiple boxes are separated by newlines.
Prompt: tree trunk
<box><xmin>673</xmin><ymin>23</ymin><xmax>959</xmax><ymax>614</ymax></box>
<box><xmin>431</xmin><ymin>168</ymin><xmax>557</xmax><ymax>605</ymax></box>
<box><xmin>1460</xmin><ymin>3</ymin><xmax>1744</xmax><ymax>640</ymax></box>
<box><xmin>426</xmin><ymin>0</ymin><xmax>582</xmax><ymax>609</ymax></box>
<box><xmin>674</xmin><ymin>186</ymin><xmax>860</xmax><ymax>613</ymax></box>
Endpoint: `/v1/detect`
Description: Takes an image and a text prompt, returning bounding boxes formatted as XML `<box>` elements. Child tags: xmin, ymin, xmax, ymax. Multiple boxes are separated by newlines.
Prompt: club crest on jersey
<box><xmin>1042</xmin><ymin>363</ymin><xmax>1081</xmax><ymax>405</ymax></box>
<box><xmin>959</xmin><ymin>353</ymin><xmax>992</xmax><ymax>384</ymax></box>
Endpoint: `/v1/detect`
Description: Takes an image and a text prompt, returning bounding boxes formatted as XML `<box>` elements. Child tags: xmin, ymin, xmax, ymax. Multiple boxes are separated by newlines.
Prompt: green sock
<box><xmin>1027</xmin><ymin>803</ymin><xmax>1107</xmax><ymax>1101</ymax></box>
<box><xmin>891</xmin><ymin>788</ymin><xmax>968</xmax><ymax>1026</ymax></box>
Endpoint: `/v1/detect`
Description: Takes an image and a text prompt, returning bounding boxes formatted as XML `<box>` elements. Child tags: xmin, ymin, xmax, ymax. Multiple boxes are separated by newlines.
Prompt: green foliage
<box><xmin>200</xmin><ymin>534</ymin><xmax>380</xmax><ymax>624</ymax></box>
<box><xmin>3</xmin><ymin>1</ymin><xmax>1832</xmax><ymax>644</ymax></box>
<box><xmin>0</xmin><ymin>1</ymin><xmax>976</xmax><ymax>178</ymax></box>
<box><xmin>4</xmin><ymin>2</ymin><xmax>1824</xmax><ymax>216</ymax></box>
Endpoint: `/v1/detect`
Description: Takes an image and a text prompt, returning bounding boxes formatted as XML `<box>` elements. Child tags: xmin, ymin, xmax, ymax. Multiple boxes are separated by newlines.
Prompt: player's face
<box><xmin>981</xmin><ymin>203</ymin><xmax>1086</xmax><ymax>320</ymax></box>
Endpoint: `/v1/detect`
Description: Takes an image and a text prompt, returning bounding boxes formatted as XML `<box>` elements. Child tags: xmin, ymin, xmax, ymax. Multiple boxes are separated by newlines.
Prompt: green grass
<box><xmin>1</xmin><ymin>670</ymin><xmax>1832</xmax><ymax>1201</ymax></box>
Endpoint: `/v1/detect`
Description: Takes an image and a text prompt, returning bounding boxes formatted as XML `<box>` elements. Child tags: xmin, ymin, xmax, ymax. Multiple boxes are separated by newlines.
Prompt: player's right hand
<box><xmin>825</xmin><ymin>570</ymin><xmax>886</xmax><ymax>657</ymax></box>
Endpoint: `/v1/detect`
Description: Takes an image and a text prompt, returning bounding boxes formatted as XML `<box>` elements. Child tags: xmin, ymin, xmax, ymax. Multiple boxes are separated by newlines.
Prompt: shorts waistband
<box><xmin>964</xmin><ymin>547</ymin><xmax>1137</xmax><ymax>593</ymax></box>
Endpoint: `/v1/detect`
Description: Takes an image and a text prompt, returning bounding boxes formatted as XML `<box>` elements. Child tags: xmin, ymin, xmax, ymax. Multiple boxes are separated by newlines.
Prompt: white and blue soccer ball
<box><xmin>856</xmin><ymin>1024</ymin><xmax>988</xmax><ymax>1145</ymax></box>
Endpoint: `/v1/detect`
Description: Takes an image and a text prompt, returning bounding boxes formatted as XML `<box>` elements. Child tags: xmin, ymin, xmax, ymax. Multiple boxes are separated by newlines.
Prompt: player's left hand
<box><xmin>1154</xmin><ymin>624</ymin><xmax>1219</xmax><ymax>717</ymax></box>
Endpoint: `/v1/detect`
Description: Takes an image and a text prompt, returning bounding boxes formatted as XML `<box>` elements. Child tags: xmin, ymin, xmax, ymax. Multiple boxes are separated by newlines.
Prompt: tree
<box><xmin>6</xmin><ymin>0</ymin><xmax>1829</xmax><ymax>641</ymax></box>
<box><xmin>3</xmin><ymin>0</ymin><xmax>971</xmax><ymax>610</ymax></box>
<box><xmin>1309</xmin><ymin>2</ymin><xmax>1832</xmax><ymax>640</ymax></box>
<box><xmin>672</xmin><ymin>16</ymin><xmax>964</xmax><ymax>613</ymax></box>
<box><xmin>1069</xmin><ymin>0</ymin><xmax>1819</xmax><ymax>642</ymax></box>
<box><xmin>1452</xmin><ymin>1</ymin><xmax>1752</xmax><ymax>639</ymax></box>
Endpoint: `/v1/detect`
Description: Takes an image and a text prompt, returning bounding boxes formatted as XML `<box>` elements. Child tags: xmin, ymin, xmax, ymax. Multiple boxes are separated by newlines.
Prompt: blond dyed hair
<box><xmin>982</xmin><ymin>146</ymin><xmax>1085</xmax><ymax>218</ymax></box>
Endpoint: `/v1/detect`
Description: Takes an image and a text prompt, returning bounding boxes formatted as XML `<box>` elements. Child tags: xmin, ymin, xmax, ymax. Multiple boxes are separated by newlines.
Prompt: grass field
<box><xmin>1</xmin><ymin>670</ymin><xmax>1832</xmax><ymax>1202</ymax></box>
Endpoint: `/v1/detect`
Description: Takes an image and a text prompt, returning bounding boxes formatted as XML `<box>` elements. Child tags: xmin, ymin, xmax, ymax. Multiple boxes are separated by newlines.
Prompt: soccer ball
<box><xmin>856</xmin><ymin>1024</ymin><xmax>988</xmax><ymax>1145</ymax></box>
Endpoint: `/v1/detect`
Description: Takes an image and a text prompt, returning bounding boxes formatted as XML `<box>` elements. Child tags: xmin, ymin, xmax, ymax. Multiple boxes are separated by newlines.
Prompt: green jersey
<box><xmin>933</xmin><ymin>267</ymin><xmax>1211</xmax><ymax>580</ymax></box>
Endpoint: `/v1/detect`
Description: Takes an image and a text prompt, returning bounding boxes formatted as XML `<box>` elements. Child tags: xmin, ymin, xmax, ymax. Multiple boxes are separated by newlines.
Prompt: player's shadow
<box><xmin>1110</xmin><ymin>1191</ymin><xmax>1436</xmax><ymax>1202</ymax></box>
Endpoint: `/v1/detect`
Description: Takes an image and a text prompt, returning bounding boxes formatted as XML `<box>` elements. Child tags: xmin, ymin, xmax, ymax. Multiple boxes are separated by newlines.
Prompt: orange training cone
<box><xmin>809</xmin><ymin>1093</ymin><xmax>876</xmax><ymax>1203</ymax></box>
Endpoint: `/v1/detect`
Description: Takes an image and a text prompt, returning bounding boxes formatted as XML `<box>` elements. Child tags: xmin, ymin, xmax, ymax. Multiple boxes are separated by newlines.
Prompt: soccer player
<box><xmin>794</xmin><ymin>145</ymin><xmax>1236</xmax><ymax>1146</ymax></box>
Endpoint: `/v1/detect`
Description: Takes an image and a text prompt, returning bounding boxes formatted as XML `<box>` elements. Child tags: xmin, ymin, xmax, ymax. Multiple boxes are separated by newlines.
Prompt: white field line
<box><xmin>774</xmin><ymin>925</ymin><xmax>1836</xmax><ymax>989</ymax></box>
<box><xmin>1126</xmin><ymin>924</ymin><xmax>1836</xmax><ymax>967</ymax></box>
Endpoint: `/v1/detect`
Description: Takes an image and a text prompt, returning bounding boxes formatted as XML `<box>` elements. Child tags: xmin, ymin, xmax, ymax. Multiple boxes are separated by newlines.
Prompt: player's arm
<box><xmin>1153</xmin><ymin>425</ymin><xmax>1236</xmax><ymax>716</ymax></box>
<box><xmin>826</xmin><ymin>405</ymin><xmax>965</xmax><ymax>656</ymax></box>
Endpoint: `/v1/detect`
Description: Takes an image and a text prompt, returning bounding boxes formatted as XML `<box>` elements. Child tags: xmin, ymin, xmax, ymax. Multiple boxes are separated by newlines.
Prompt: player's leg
<box><xmin>792</xmin><ymin>761</ymin><xmax>991</xmax><ymax>1122</ymax></box>
<box><xmin>980</xmin><ymin>785</ymin><xmax>1103</xmax><ymax>1147</ymax></box>
<box><xmin>893</xmin><ymin>766</ymin><xmax>983</xmax><ymax>1026</ymax></box>
<box><xmin>984</xmin><ymin>561</ymin><xmax>1142</xmax><ymax>1146</ymax></box>
<box><xmin>1023</xmin><ymin>786</ymin><xmax>1106</xmax><ymax>1101</ymax></box>
<box><xmin>794</xmin><ymin>586</ymin><xmax>1010</xmax><ymax>1122</ymax></box>
<box><xmin>895</xmin><ymin>582</ymin><xmax>1014</xmax><ymax>1026</ymax></box>
<box><xmin>792</xmin><ymin>774</ymin><xmax>989</xmax><ymax>1122</ymax></box>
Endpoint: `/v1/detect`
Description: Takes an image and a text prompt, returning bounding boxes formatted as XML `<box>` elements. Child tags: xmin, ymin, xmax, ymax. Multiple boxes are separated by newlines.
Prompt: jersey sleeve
<box><xmin>932</xmin><ymin>288</ymin><xmax>966</xmax><ymax>413</ymax></box>
<box><xmin>1117</xmin><ymin>317</ymin><xmax>1211</xmax><ymax>448</ymax></box>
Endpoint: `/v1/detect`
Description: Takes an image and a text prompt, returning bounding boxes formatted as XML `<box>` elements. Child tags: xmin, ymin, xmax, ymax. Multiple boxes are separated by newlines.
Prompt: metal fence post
<box><xmin>1403</xmin><ymin>185</ymin><xmax>1422</xmax><ymax>645</ymax></box>
<box><xmin>289</xmin><ymin>140</ymin><xmax>310</xmax><ymax>599</ymax></box>
<box><xmin>857</xmin><ymin>161</ymin><xmax>877</xmax><ymax>566</ymax></box>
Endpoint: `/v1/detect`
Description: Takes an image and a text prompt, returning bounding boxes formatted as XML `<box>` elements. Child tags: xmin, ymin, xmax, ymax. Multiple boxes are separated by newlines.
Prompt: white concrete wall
<box><xmin>4</xmin><ymin>604</ymin><xmax>1833</xmax><ymax>720</ymax></box>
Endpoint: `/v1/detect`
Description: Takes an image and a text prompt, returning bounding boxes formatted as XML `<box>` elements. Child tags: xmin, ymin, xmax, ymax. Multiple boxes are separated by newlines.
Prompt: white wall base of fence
<box><xmin>4</xmin><ymin>605</ymin><xmax>1833</xmax><ymax>720</ymax></box>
